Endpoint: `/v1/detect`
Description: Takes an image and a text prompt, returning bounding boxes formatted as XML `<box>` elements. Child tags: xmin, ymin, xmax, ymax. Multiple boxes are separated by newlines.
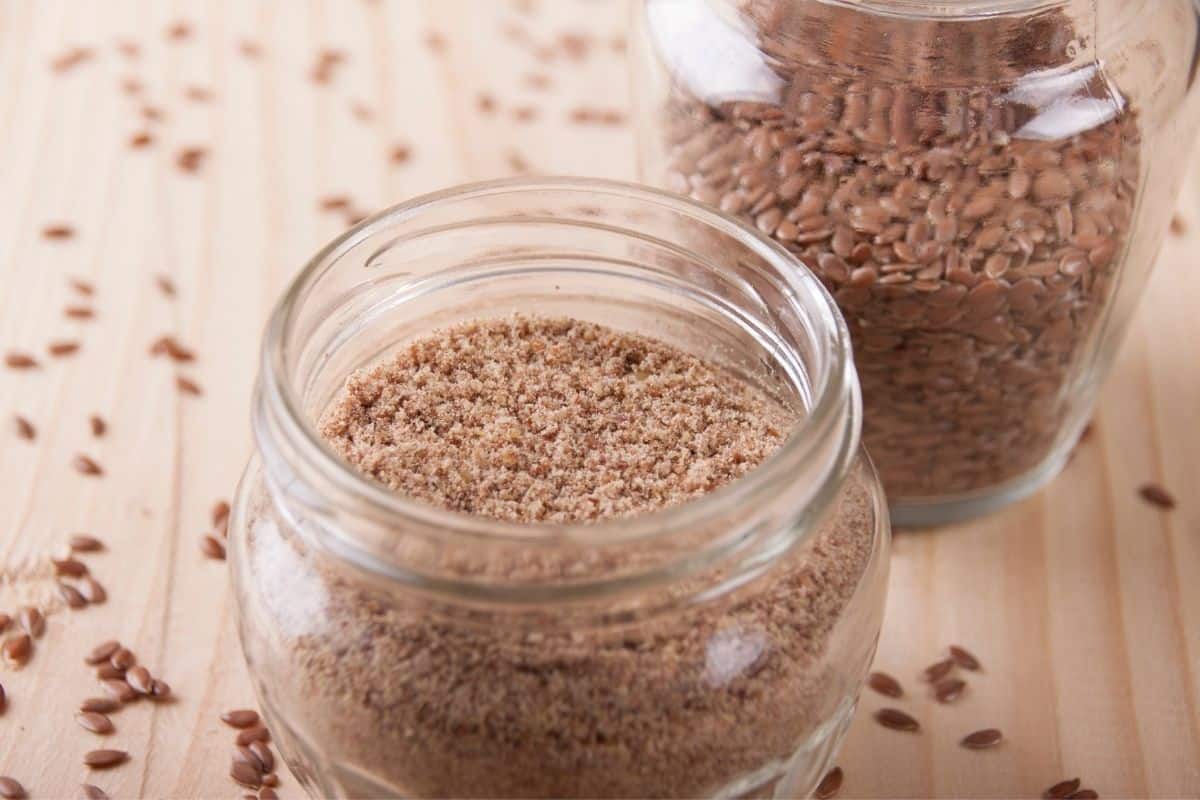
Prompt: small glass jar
<box><xmin>228</xmin><ymin>178</ymin><xmax>889</xmax><ymax>798</ymax></box>
<box><xmin>632</xmin><ymin>0</ymin><xmax>1200</xmax><ymax>524</ymax></box>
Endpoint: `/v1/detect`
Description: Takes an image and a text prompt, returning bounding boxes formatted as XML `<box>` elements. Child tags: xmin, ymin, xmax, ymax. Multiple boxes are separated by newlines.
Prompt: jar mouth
<box><xmin>257</xmin><ymin>177</ymin><xmax>860</xmax><ymax>591</ymax></box>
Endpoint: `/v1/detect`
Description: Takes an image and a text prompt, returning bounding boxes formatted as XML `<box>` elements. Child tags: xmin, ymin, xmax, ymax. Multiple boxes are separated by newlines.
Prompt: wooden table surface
<box><xmin>1</xmin><ymin>1</ymin><xmax>1197</xmax><ymax>797</ymax></box>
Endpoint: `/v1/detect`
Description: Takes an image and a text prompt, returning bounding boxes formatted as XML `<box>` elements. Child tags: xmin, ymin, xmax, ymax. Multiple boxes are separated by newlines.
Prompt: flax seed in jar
<box><xmin>633</xmin><ymin>0</ymin><xmax>1200</xmax><ymax>524</ymax></box>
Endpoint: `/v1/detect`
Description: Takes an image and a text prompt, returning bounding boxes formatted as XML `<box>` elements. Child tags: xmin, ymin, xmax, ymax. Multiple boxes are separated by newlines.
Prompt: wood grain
<box><xmin>0</xmin><ymin>1</ymin><xmax>1196</xmax><ymax>797</ymax></box>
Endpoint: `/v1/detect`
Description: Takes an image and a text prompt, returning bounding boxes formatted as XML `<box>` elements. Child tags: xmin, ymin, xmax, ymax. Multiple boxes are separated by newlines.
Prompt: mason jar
<box><xmin>227</xmin><ymin>179</ymin><xmax>890</xmax><ymax>798</ymax></box>
<box><xmin>632</xmin><ymin>0</ymin><xmax>1200</xmax><ymax>525</ymax></box>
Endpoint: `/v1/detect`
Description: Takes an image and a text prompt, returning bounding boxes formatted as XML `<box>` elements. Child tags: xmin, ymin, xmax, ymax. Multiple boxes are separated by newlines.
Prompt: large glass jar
<box><xmin>228</xmin><ymin>179</ymin><xmax>890</xmax><ymax>799</ymax></box>
<box><xmin>633</xmin><ymin>0</ymin><xmax>1200</xmax><ymax>524</ymax></box>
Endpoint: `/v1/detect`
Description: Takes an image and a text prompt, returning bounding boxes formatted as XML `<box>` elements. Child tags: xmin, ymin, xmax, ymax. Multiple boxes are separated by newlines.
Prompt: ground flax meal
<box><xmin>246</xmin><ymin>316</ymin><xmax>876</xmax><ymax>797</ymax></box>
<box><xmin>651</xmin><ymin>0</ymin><xmax>1142</xmax><ymax>498</ymax></box>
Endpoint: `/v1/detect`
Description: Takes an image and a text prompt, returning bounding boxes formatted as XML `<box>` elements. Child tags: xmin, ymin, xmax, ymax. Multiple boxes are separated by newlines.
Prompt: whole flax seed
<box><xmin>0</xmin><ymin>777</ymin><xmax>25</xmax><ymax>799</ymax></box>
<box><xmin>221</xmin><ymin>709</ymin><xmax>260</xmax><ymax>729</ymax></box>
<box><xmin>654</xmin><ymin>2</ymin><xmax>1142</xmax><ymax>499</ymax></box>
<box><xmin>246</xmin><ymin>315</ymin><xmax>879</xmax><ymax>797</ymax></box>
<box><xmin>85</xmin><ymin>641</ymin><xmax>120</xmax><ymax>665</ymax></box>
<box><xmin>76</xmin><ymin>712</ymin><xmax>115</xmax><ymax>734</ymax></box>
<box><xmin>874</xmin><ymin>708</ymin><xmax>920</xmax><ymax>732</ymax></box>
<box><xmin>13</xmin><ymin>416</ymin><xmax>35</xmax><ymax>441</ymax></box>
<box><xmin>867</xmin><ymin>671</ymin><xmax>903</xmax><ymax>698</ymax></box>
<box><xmin>82</xmin><ymin>750</ymin><xmax>127</xmax><ymax>769</ymax></box>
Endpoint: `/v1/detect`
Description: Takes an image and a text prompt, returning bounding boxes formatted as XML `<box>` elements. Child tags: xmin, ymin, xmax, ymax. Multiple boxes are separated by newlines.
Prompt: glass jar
<box><xmin>632</xmin><ymin>0</ymin><xmax>1200</xmax><ymax>525</ymax></box>
<box><xmin>228</xmin><ymin>178</ymin><xmax>890</xmax><ymax>798</ymax></box>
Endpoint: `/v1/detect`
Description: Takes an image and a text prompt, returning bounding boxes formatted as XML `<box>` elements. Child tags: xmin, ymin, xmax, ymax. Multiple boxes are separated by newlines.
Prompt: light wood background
<box><xmin>0</xmin><ymin>1</ymin><xmax>1196</xmax><ymax>797</ymax></box>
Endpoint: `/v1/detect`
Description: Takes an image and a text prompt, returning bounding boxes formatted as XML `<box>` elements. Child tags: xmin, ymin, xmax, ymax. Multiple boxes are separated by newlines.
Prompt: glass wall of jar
<box><xmin>228</xmin><ymin>179</ymin><xmax>890</xmax><ymax>799</ymax></box>
<box><xmin>632</xmin><ymin>0</ymin><xmax>1200</xmax><ymax>525</ymax></box>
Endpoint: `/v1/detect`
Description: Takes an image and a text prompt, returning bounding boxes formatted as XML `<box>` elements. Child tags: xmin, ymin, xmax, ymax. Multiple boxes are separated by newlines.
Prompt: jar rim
<box><xmin>258</xmin><ymin>177</ymin><xmax>860</xmax><ymax>561</ymax></box>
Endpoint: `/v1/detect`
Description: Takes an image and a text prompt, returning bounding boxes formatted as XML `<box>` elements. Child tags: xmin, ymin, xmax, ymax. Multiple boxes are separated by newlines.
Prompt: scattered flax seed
<box><xmin>390</xmin><ymin>144</ymin><xmax>412</xmax><ymax>165</ymax></box>
<box><xmin>924</xmin><ymin>658</ymin><xmax>955</xmax><ymax>683</ymax></box>
<box><xmin>184</xmin><ymin>85</ymin><xmax>213</xmax><ymax>102</ymax></box>
<box><xmin>310</xmin><ymin>49</ymin><xmax>347</xmax><ymax>84</ymax></box>
<box><xmin>86</xmin><ymin>641</ymin><xmax>120</xmax><ymax>665</ymax></box>
<box><xmin>66</xmin><ymin>306</ymin><xmax>96</xmax><ymax>320</ymax></box>
<box><xmin>176</xmin><ymin>146</ymin><xmax>208</xmax><ymax>174</ymax></box>
<box><xmin>815</xmin><ymin>766</ymin><xmax>843</xmax><ymax>799</ymax></box>
<box><xmin>126</xmin><ymin>666</ymin><xmax>152</xmax><ymax>695</ymax></box>
<box><xmin>96</xmin><ymin>665</ymin><xmax>124</xmax><ymax>680</ymax></box>
<box><xmin>149</xmin><ymin>679</ymin><xmax>171</xmax><ymax>699</ymax></box>
<box><xmin>1067</xmin><ymin>790</ymin><xmax>1099</xmax><ymax>799</ymax></box>
<box><xmin>76</xmin><ymin>711</ymin><xmax>115</xmax><ymax>734</ymax></box>
<box><xmin>568</xmin><ymin>107</ymin><xmax>627</xmax><ymax>126</ymax></box>
<box><xmin>233</xmin><ymin>745</ymin><xmax>262</xmax><ymax>770</ymax></box>
<box><xmin>43</xmin><ymin>224</ymin><xmax>76</xmax><ymax>240</ymax></box>
<box><xmin>155</xmin><ymin>275</ymin><xmax>176</xmax><ymax>297</ymax></box>
<box><xmin>80</xmin><ymin>784</ymin><xmax>110</xmax><ymax>800</ymax></box>
<box><xmin>51</xmin><ymin>47</ymin><xmax>93</xmax><ymax>73</ymax></box>
<box><xmin>950</xmin><ymin>645</ymin><xmax>982</xmax><ymax>670</ymax></box>
<box><xmin>69</xmin><ymin>278</ymin><xmax>96</xmax><ymax>296</ymax></box>
<box><xmin>74</xmin><ymin>454</ymin><xmax>104</xmax><ymax>477</ymax></box>
<box><xmin>49</xmin><ymin>341</ymin><xmax>81</xmax><ymax>357</ymax></box>
<box><xmin>54</xmin><ymin>557</ymin><xmax>89</xmax><ymax>577</ymax></box>
<box><xmin>176</xmin><ymin>375</ymin><xmax>204</xmax><ymax>396</ymax></box>
<box><xmin>935</xmin><ymin>678</ymin><xmax>967</xmax><ymax>704</ymax></box>
<box><xmin>2</xmin><ymin>634</ymin><xmax>32</xmax><ymax>667</ymax></box>
<box><xmin>71</xmin><ymin>534</ymin><xmax>105</xmax><ymax>552</ymax></box>
<box><xmin>111</xmin><ymin>648</ymin><xmax>136</xmax><ymax>670</ymax></box>
<box><xmin>0</xmin><ymin>777</ymin><xmax>25</xmax><ymax>799</ymax></box>
<box><xmin>60</xmin><ymin>582</ymin><xmax>88</xmax><ymax>609</ymax></box>
<box><xmin>83</xmin><ymin>750</ymin><xmax>128</xmax><ymax>769</ymax></box>
<box><xmin>167</xmin><ymin>21</ymin><xmax>192</xmax><ymax>40</ymax></box>
<box><xmin>80</xmin><ymin>578</ymin><xmax>107</xmax><ymax>604</ymax></box>
<box><xmin>150</xmin><ymin>335</ymin><xmax>196</xmax><ymax>362</ymax></box>
<box><xmin>874</xmin><ymin>708</ymin><xmax>920</xmax><ymax>732</ymax></box>
<box><xmin>13</xmin><ymin>416</ymin><xmax>35</xmax><ymax>441</ymax></box>
<box><xmin>1045</xmin><ymin>779</ymin><xmax>1082</xmax><ymax>799</ymax></box>
<box><xmin>18</xmin><ymin>607</ymin><xmax>44</xmax><ymax>638</ymax></box>
<box><xmin>1170</xmin><ymin>215</ymin><xmax>1187</xmax><ymax>236</ymax></box>
<box><xmin>212</xmin><ymin>500</ymin><xmax>231</xmax><ymax>529</ymax></box>
<box><xmin>200</xmin><ymin>535</ymin><xmax>226</xmax><ymax>560</ymax></box>
<box><xmin>100</xmin><ymin>680</ymin><xmax>136</xmax><ymax>703</ymax></box>
<box><xmin>129</xmin><ymin>132</ymin><xmax>154</xmax><ymax>150</ymax></box>
<box><xmin>1138</xmin><ymin>483</ymin><xmax>1176</xmax><ymax>510</ymax></box>
<box><xmin>230</xmin><ymin>761</ymin><xmax>262</xmax><ymax>789</ymax></box>
<box><xmin>90</xmin><ymin>415</ymin><xmax>107</xmax><ymax>437</ymax></box>
<box><xmin>80</xmin><ymin>697</ymin><xmax>120</xmax><ymax>714</ymax></box>
<box><xmin>960</xmin><ymin>728</ymin><xmax>1004</xmax><ymax>749</ymax></box>
<box><xmin>558</xmin><ymin>32</ymin><xmax>591</xmax><ymax>60</ymax></box>
<box><xmin>222</xmin><ymin>709</ymin><xmax>261</xmax><ymax>729</ymax></box>
<box><xmin>477</xmin><ymin>93</ymin><xmax>497</xmax><ymax>114</ymax></box>
<box><xmin>423</xmin><ymin>31</ymin><xmax>447</xmax><ymax>53</ymax></box>
<box><xmin>320</xmin><ymin>196</ymin><xmax>351</xmax><ymax>212</ymax></box>
<box><xmin>236</xmin><ymin>725</ymin><xmax>270</xmax><ymax>746</ymax></box>
<box><xmin>142</xmin><ymin>105</ymin><xmax>165</xmax><ymax>122</ymax></box>
<box><xmin>249</xmin><ymin>741</ymin><xmax>274</xmax><ymax>772</ymax></box>
<box><xmin>507</xmin><ymin>150</ymin><xmax>531</xmax><ymax>173</ymax></box>
<box><xmin>511</xmin><ymin>106</ymin><xmax>539</xmax><ymax>123</ymax></box>
<box><xmin>5</xmin><ymin>352</ymin><xmax>39</xmax><ymax>369</ymax></box>
<box><xmin>867</xmin><ymin>671</ymin><xmax>903</xmax><ymax>698</ymax></box>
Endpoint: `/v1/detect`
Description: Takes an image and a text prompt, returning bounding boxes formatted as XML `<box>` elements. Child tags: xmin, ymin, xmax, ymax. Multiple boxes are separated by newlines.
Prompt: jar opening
<box><xmin>254</xmin><ymin>178</ymin><xmax>862</xmax><ymax>601</ymax></box>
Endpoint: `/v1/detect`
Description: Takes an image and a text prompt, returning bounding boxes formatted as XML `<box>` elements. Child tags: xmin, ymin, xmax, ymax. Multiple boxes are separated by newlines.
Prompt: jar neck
<box><xmin>733</xmin><ymin>0</ymin><xmax>1102</xmax><ymax>85</ymax></box>
<box><xmin>253</xmin><ymin>178</ymin><xmax>862</xmax><ymax>612</ymax></box>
